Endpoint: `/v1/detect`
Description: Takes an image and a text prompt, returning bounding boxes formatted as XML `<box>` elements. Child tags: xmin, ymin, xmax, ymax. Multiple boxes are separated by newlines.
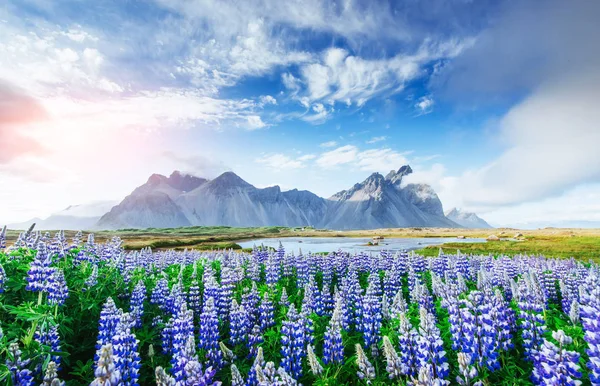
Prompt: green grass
<box><xmin>417</xmin><ymin>235</ymin><xmax>600</xmax><ymax>261</ymax></box>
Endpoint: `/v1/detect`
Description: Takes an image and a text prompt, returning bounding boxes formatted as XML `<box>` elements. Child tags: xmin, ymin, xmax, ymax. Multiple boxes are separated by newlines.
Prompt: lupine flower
<box><xmin>518</xmin><ymin>277</ymin><xmax>547</xmax><ymax>361</ymax></box>
<box><xmin>7</xmin><ymin>342</ymin><xmax>33</xmax><ymax>386</ymax></box>
<box><xmin>456</xmin><ymin>353</ymin><xmax>481</xmax><ymax>386</ymax></box>
<box><xmin>398</xmin><ymin>312</ymin><xmax>419</xmax><ymax>377</ymax></box>
<box><xmin>230</xmin><ymin>364</ymin><xmax>245</xmax><ymax>386</ymax></box>
<box><xmin>355</xmin><ymin>343</ymin><xmax>376</xmax><ymax>383</ymax></box>
<box><xmin>151</xmin><ymin>278</ymin><xmax>169</xmax><ymax>311</ymax></box>
<box><xmin>41</xmin><ymin>361</ymin><xmax>65</xmax><ymax>386</ymax></box>
<box><xmin>97</xmin><ymin>298</ymin><xmax>122</xmax><ymax>351</ymax></box>
<box><xmin>459</xmin><ymin>290</ymin><xmax>499</xmax><ymax>370</ymax></box>
<box><xmin>382</xmin><ymin>336</ymin><xmax>403</xmax><ymax>380</ymax></box>
<box><xmin>35</xmin><ymin>322</ymin><xmax>62</xmax><ymax>367</ymax></box>
<box><xmin>0</xmin><ymin>262</ymin><xmax>6</xmax><ymax>293</ymax></box>
<box><xmin>198</xmin><ymin>297</ymin><xmax>223</xmax><ymax>370</ymax></box>
<box><xmin>91</xmin><ymin>344</ymin><xmax>121</xmax><ymax>386</ymax></box>
<box><xmin>416</xmin><ymin>307</ymin><xmax>450</xmax><ymax>382</ymax></box>
<box><xmin>187</xmin><ymin>279</ymin><xmax>202</xmax><ymax>318</ymax></box>
<box><xmin>111</xmin><ymin>313</ymin><xmax>141</xmax><ymax>386</ymax></box>
<box><xmin>247</xmin><ymin>323</ymin><xmax>263</xmax><ymax>359</ymax></box>
<box><xmin>47</xmin><ymin>269</ymin><xmax>69</xmax><ymax>306</ymax></box>
<box><xmin>229</xmin><ymin>299</ymin><xmax>249</xmax><ymax>346</ymax></box>
<box><xmin>247</xmin><ymin>347</ymin><xmax>265</xmax><ymax>386</ymax></box>
<box><xmin>276</xmin><ymin>366</ymin><xmax>300</xmax><ymax>386</ymax></box>
<box><xmin>155</xmin><ymin>366</ymin><xmax>176</xmax><ymax>386</ymax></box>
<box><xmin>279</xmin><ymin>287</ymin><xmax>290</xmax><ymax>308</ymax></box>
<box><xmin>307</xmin><ymin>345</ymin><xmax>323</xmax><ymax>377</ymax></box>
<box><xmin>361</xmin><ymin>273</ymin><xmax>383</xmax><ymax>357</ymax></box>
<box><xmin>259</xmin><ymin>293</ymin><xmax>275</xmax><ymax>331</ymax></box>
<box><xmin>25</xmin><ymin>243</ymin><xmax>55</xmax><ymax>292</ymax></box>
<box><xmin>0</xmin><ymin>225</ymin><xmax>6</xmax><ymax>250</ymax></box>
<box><xmin>130</xmin><ymin>280</ymin><xmax>146</xmax><ymax>328</ymax></box>
<box><xmin>280</xmin><ymin>304</ymin><xmax>305</xmax><ymax>379</ymax></box>
<box><xmin>532</xmin><ymin>330</ymin><xmax>581</xmax><ymax>386</ymax></box>
<box><xmin>323</xmin><ymin>296</ymin><xmax>344</xmax><ymax>365</ymax></box>
<box><xmin>242</xmin><ymin>283</ymin><xmax>260</xmax><ymax>327</ymax></box>
<box><xmin>169</xmin><ymin>304</ymin><xmax>195</xmax><ymax>378</ymax></box>
<box><xmin>84</xmin><ymin>265</ymin><xmax>99</xmax><ymax>290</ymax></box>
<box><xmin>184</xmin><ymin>360</ymin><xmax>220</xmax><ymax>386</ymax></box>
<box><xmin>579</xmin><ymin>273</ymin><xmax>600</xmax><ymax>384</ymax></box>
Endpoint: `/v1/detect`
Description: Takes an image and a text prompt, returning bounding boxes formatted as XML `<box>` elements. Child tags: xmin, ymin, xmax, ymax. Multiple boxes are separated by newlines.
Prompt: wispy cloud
<box><xmin>319</xmin><ymin>141</ymin><xmax>338</xmax><ymax>148</ymax></box>
<box><xmin>366</xmin><ymin>136</ymin><xmax>387</xmax><ymax>144</ymax></box>
<box><xmin>256</xmin><ymin>153</ymin><xmax>308</xmax><ymax>170</ymax></box>
<box><xmin>415</xmin><ymin>96</ymin><xmax>434</xmax><ymax>115</ymax></box>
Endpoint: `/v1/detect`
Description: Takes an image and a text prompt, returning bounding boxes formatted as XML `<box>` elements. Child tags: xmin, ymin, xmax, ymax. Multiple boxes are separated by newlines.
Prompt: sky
<box><xmin>1</xmin><ymin>0</ymin><xmax>599</xmax><ymax>228</ymax></box>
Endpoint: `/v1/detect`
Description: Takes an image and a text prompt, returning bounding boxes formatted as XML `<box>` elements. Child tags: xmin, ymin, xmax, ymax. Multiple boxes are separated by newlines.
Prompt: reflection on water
<box><xmin>237</xmin><ymin>236</ymin><xmax>486</xmax><ymax>254</ymax></box>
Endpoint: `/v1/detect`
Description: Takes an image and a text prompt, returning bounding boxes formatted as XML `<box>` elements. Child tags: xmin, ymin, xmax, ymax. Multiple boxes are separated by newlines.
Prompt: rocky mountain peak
<box><xmin>385</xmin><ymin>164</ymin><xmax>413</xmax><ymax>186</ymax></box>
<box><xmin>166</xmin><ymin>171</ymin><xmax>207</xmax><ymax>192</ymax></box>
<box><xmin>209</xmin><ymin>171</ymin><xmax>253</xmax><ymax>190</ymax></box>
<box><xmin>445</xmin><ymin>208</ymin><xmax>492</xmax><ymax>229</ymax></box>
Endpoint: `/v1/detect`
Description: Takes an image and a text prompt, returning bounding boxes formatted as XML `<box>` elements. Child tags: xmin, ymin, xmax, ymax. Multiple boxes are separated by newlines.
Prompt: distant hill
<box><xmin>8</xmin><ymin>201</ymin><xmax>118</xmax><ymax>230</ymax></box>
<box><xmin>445</xmin><ymin>208</ymin><xmax>492</xmax><ymax>229</ymax></box>
<box><xmin>96</xmin><ymin>165</ymin><xmax>461</xmax><ymax>230</ymax></box>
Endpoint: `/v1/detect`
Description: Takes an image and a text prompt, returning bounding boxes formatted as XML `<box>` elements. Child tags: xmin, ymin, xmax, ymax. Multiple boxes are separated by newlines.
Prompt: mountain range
<box><xmin>9</xmin><ymin>166</ymin><xmax>493</xmax><ymax>230</ymax></box>
<box><xmin>445</xmin><ymin>208</ymin><xmax>493</xmax><ymax>229</ymax></box>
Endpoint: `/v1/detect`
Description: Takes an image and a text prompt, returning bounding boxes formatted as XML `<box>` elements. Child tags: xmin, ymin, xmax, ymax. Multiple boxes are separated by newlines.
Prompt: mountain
<box><xmin>325</xmin><ymin>169</ymin><xmax>458</xmax><ymax>230</ymax></box>
<box><xmin>96</xmin><ymin>166</ymin><xmax>461</xmax><ymax>230</ymax></box>
<box><xmin>445</xmin><ymin>208</ymin><xmax>492</xmax><ymax>229</ymax></box>
<box><xmin>8</xmin><ymin>201</ymin><xmax>118</xmax><ymax>230</ymax></box>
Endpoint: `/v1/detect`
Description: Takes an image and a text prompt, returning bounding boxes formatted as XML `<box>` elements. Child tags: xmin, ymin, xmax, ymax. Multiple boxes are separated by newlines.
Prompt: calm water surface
<box><xmin>238</xmin><ymin>236</ymin><xmax>486</xmax><ymax>254</ymax></box>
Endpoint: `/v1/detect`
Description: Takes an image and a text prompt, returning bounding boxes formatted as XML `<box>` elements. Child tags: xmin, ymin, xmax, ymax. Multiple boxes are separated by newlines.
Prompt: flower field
<box><xmin>0</xmin><ymin>228</ymin><xmax>599</xmax><ymax>386</ymax></box>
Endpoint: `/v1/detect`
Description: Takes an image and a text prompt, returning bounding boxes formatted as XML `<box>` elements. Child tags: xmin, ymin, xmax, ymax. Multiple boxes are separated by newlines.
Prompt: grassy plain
<box><xmin>5</xmin><ymin>225</ymin><xmax>600</xmax><ymax>260</ymax></box>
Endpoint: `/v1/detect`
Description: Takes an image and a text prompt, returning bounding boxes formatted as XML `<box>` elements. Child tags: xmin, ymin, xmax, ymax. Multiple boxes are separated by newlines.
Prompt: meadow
<box><xmin>0</xmin><ymin>227</ymin><xmax>599</xmax><ymax>385</ymax></box>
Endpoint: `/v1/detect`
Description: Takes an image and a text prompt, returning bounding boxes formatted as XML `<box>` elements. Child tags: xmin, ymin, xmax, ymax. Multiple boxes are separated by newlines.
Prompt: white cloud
<box><xmin>415</xmin><ymin>96</ymin><xmax>434</xmax><ymax>115</ymax></box>
<box><xmin>297</xmin><ymin>154</ymin><xmax>316</xmax><ymax>161</ymax></box>
<box><xmin>366</xmin><ymin>136</ymin><xmax>387</xmax><ymax>144</ymax></box>
<box><xmin>259</xmin><ymin>95</ymin><xmax>277</xmax><ymax>106</ymax></box>
<box><xmin>320</xmin><ymin>141</ymin><xmax>338</xmax><ymax>148</ymax></box>
<box><xmin>256</xmin><ymin>153</ymin><xmax>306</xmax><ymax>170</ymax></box>
<box><xmin>355</xmin><ymin>148</ymin><xmax>409</xmax><ymax>172</ymax></box>
<box><xmin>246</xmin><ymin>115</ymin><xmax>268</xmax><ymax>130</ymax></box>
<box><xmin>316</xmin><ymin>145</ymin><xmax>359</xmax><ymax>168</ymax></box>
<box><xmin>302</xmin><ymin>103</ymin><xmax>333</xmax><ymax>124</ymax></box>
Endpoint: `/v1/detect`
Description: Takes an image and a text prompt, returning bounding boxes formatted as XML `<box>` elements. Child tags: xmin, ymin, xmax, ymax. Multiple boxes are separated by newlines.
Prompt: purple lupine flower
<box><xmin>231</xmin><ymin>364</ymin><xmax>245</xmax><ymax>386</ymax></box>
<box><xmin>490</xmin><ymin>289</ymin><xmax>514</xmax><ymax>352</ymax></box>
<box><xmin>183</xmin><ymin>359</ymin><xmax>220</xmax><ymax>386</ymax></box>
<box><xmin>323</xmin><ymin>297</ymin><xmax>344</xmax><ymax>365</ymax></box>
<box><xmin>198</xmin><ymin>297</ymin><xmax>223</xmax><ymax>370</ymax></box>
<box><xmin>47</xmin><ymin>269</ymin><xmax>69</xmax><ymax>306</ymax></box>
<box><xmin>0</xmin><ymin>262</ymin><xmax>6</xmax><ymax>293</ymax></box>
<box><xmin>218</xmin><ymin>268</ymin><xmax>235</xmax><ymax>320</ymax></box>
<box><xmin>355</xmin><ymin>343</ymin><xmax>376</xmax><ymax>383</ymax></box>
<box><xmin>247</xmin><ymin>323</ymin><xmax>263</xmax><ymax>359</ymax></box>
<box><xmin>280</xmin><ymin>304</ymin><xmax>305</xmax><ymax>379</ymax></box>
<box><xmin>321</xmin><ymin>278</ymin><xmax>334</xmax><ymax>316</ymax></box>
<box><xmin>35</xmin><ymin>322</ymin><xmax>62</xmax><ymax>368</ymax></box>
<box><xmin>165</xmin><ymin>281</ymin><xmax>185</xmax><ymax>316</ymax></box>
<box><xmin>258</xmin><ymin>292</ymin><xmax>275</xmax><ymax>331</ymax></box>
<box><xmin>296</xmin><ymin>249</ymin><xmax>309</xmax><ymax>288</ymax></box>
<box><xmin>360</xmin><ymin>273</ymin><xmax>382</xmax><ymax>357</ymax></box>
<box><xmin>579</xmin><ymin>272</ymin><xmax>600</xmax><ymax>384</ymax></box>
<box><xmin>266</xmin><ymin>252</ymin><xmax>280</xmax><ymax>287</ymax></box>
<box><xmin>155</xmin><ymin>366</ymin><xmax>176</xmax><ymax>386</ymax></box>
<box><xmin>111</xmin><ymin>313</ymin><xmax>141</xmax><ymax>386</ymax></box>
<box><xmin>151</xmin><ymin>277</ymin><xmax>169</xmax><ymax>311</ymax></box>
<box><xmin>397</xmin><ymin>312</ymin><xmax>419</xmax><ymax>377</ymax></box>
<box><xmin>531</xmin><ymin>330</ymin><xmax>581</xmax><ymax>386</ymax></box>
<box><xmin>130</xmin><ymin>280</ymin><xmax>146</xmax><ymax>328</ymax></box>
<box><xmin>91</xmin><ymin>344</ymin><xmax>121</xmax><ymax>386</ymax></box>
<box><xmin>168</xmin><ymin>303</ymin><xmax>195</xmax><ymax>369</ymax></box>
<box><xmin>25</xmin><ymin>243</ymin><xmax>55</xmax><ymax>293</ymax></box>
<box><xmin>279</xmin><ymin>287</ymin><xmax>290</xmax><ymax>309</ymax></box>
<box><xmin>416</xmin><ymin>307</ymin><xmax>450</xmax><ymax>382</ymax></box>
<box><xmin>7</xmin><ymin>342</ymin><xmax>33</xmax><ymax>386</ymax></box>
<box><xmin>97</xmin><ymin>298</ymin><xmax>122</xmax><ymax>351</ymax></box>
<box><xmin>229</xmin><ymin>299</ymin><xmax>249</xmax><ymax>346</ymax></box>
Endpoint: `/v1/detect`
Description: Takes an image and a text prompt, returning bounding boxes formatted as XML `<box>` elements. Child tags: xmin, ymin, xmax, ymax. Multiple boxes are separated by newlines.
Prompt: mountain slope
<box><xmin>445</xmin><ymin>208</ymin><xmax>492</xmax><ymax>229</ymax></box>
<box><xmin>9</xmin><ymin>201</ymin><xmax>118</xmax><ymax>230</ymax></box>
<box><xmin>95</xmin><ymin>165</ymin><xmax>461</xmax><ymax>230</ymax></box>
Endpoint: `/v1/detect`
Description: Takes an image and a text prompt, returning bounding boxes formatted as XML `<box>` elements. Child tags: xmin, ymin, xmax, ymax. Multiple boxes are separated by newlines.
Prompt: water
<box><xmin>237</xmin><ymin>236</ymin><xmax>486</xmax><ymax>254</ymax></box>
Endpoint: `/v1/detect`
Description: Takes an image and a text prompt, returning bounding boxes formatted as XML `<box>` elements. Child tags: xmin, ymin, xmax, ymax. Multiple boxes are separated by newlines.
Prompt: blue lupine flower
<box><xmin>279</xmin><ymin>287</ymin><xmax>290</xmax><ymax>309</ymax></box>
<box><xmin>490</xmin><ymin>289</ymin><xmax>514</xmax><ymax>352</ymax></box>
<box><xmin>229</xmin><ymin>299</ymin><xmax>249</xmax><ymax>346</ymax></box>
<box><xmin>84</xmin><ymin>265</ymin><xmax>99</xmax><ymax>290</ymax></box>
<box><xmin>151</xmin><ymin>277</ymin><xmax>169</xmax><ymax>311</ymax></box>
<box><xmin>47</xmin><ymin>269</ymin><xmax>69</xmax><ymax>306</ymax></box>
<box><xmin>416</xmin><ymin>307</ymin><xmax>450</xmax><ymax>381</ymax></box>
<box><xmin>198</xmin><ymin>297</ymin><xmax>223</xmax><ymax>370</ymax></box>
<box><xmin>218</xmin><ymin>267</ymin><xmax>235</xmax><ymax>319</ymax></box>
<box><xmin>247</xmin><ymin>347</ymin><xmax>265</xmax><ymax>386</ymax></box>
<box><xmin>517</xmin><ymin>276</ymin><xmax>547</xmax><ymax>361</ymax></box>
<box><xmin>155</xmin><ymin>366</ymin><xmax>176</xmax><ymax>386</ymax></box>
<box><xmin>579</xmin><ymin>272</ymin><xmax>600</xmax><ymax>384</ymax></box>
<box><xmin>456</xmin><ymin>353</ymin><xmax>481</xmax><ymax>386</ymax></box>
<box><xmin>130</xmin><ymin>280</ymin><xmax>146</xmax><ymax>328</ymax></box>
<box><xmin>91</xmin><ymin>344</ymin><xmax>121</xmax><ymax>386</ymax></box>
<box><xmin>97</xmin><ymin>297</ymin><xmax>122</xmax><ymax>352</ymax></box>
<box><xmin>323</xmin><ymin>297</ymin><xmax>344</xmax><ymax>365</ymax></box>
<box><xmin>258</xmin><ymin>293</ymin><xmax>275</xmax><ymax>331</ymax></box>
<box><xmin>532</xmin><ymin>330</ymin><xmax>581</xmax><ymax>386</ymax></box>
<box><xmin>187</xmin><ymin>279</ymin><xmax>202</xmax><ymax>318</ymax></box>
<box><xmin>383</xmin><ymin>336</ymin><xmax>403</xmax><ymax>380</ymax></box>
<box><xmin>360</xmin><ymin>273</ymin><xmax>382</xmax><ymax>357</ymax></box>
<box><xmin>397</xmin><ymin>312</ymin><xmax>419</xmax><ymax>377</ymax></box>
<box><xmin>355</xmin><ymin>343</ymin><xmax>375</xmax><ymax>383</ymax></box>
<box><xmin>7</xmin><ymin>342</ymin><xmax>33</xmax><ymax>386</ymax></box>
<box><xmin>42</xmin><ymin>361</ymin><xmax>65</xmax><ymax>386</ymax></box>
<box><xmin>247</xmin><ymin>323</ymin><xmax>263</xmax><ymax>359</ymax></box>
<box><xmin>0</xmin><ymin>225</ymin><xmax>6</xmax><ymax>250</ymax></box>
<box><xmin>230</xmin><ymin>364</ymin><xmax>245</xmax><ymax>386</ymax></box>
<box><xmin>111</xmin><ymin>313</ymin><xmax>141</xmax><ymax>386</ymax></box>
<box><xmin>280</xmin><ymin>304</ymin><xmax>305</xmax><ymax>379</ymax></box>
<box><xmin>307</xmin><ymin>345</ymin><xmax>323</xmax><ymax>376</ymax></box>
<box><xmin>459</xmin><ymin>290</ymin><xmax>499</xmax><ymax>370</ymax></box>
<box><xmin>35</xmin><ymin>322</ymin><xmax>62</xmax><ymax>368</ymax></box>
<box><xmin>242</xmin><ymin>283</ymin><xmax>260</xmax><ymax>327</ymax></box>
<box><xmin>25</xmin><ymin>242</ymin><xmax>55</xmax><ymax>293</ymax></box>
<box><xmin>0</xmin><ymin>262</ymin><xmax>6</xmax><ymax>293</ymax></box>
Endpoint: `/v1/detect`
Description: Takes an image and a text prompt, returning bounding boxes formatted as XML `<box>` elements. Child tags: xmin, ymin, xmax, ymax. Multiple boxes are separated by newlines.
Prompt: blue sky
<box><xmin>1</xmin><ymin>0</ymin><xmax>599</xmax><ymax>227</ymax></box>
